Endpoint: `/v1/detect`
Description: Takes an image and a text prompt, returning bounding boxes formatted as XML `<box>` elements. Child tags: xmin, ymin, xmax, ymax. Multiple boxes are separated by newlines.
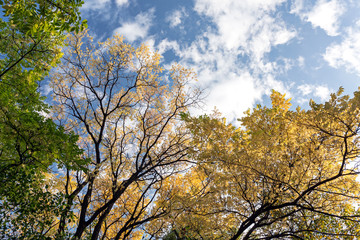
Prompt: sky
<box><xmin>78</xmin><ymin>0</ymin><xmax>360</xmax><ymax>122</ymax></box>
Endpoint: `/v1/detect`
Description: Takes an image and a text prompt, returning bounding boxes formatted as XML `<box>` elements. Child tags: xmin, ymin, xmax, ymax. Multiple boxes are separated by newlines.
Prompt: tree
<box><xmin>153</xmin><ymin>89</ymin><xmax>360</xmax><ymax>239</ymax></box>
<box><xmin>0</xmin><ymin>0</ymin><xmax>87</xmax><ymax>169</ymax></box>
<box><xmin>0</xmin><ymin>0</ymin><xmax>85</xmax><ymax>78</ymax></box>
<box><xmin>0</xmin><ymin>1</ymin><xmax>86</xmax><ymax>238</ymax></box>
<box><xmin>0</xmin><ymin>0</ymin><xmax>86</xmax><ymax>104</ymax></box>
<box><xmin>50</xmin><ymin>30</ymin><xmax>201</xmax><ymax>239</ymax></box>
<box><xmin>288</xmin><ymin>204</ymin><xmax>360</xmax><ymax>239</ymax></box>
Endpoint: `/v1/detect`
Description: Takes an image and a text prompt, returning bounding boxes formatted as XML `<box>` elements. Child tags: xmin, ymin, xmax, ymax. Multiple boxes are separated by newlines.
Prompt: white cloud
<box><xmin>247</xmin><ymin>15</ymin><xmax>297</xmax><ymax>61</ymax></box>
<box><xmin>155</xmin><ymin>0</ymin><xmax>297</xmax><ymax>120</ymax></box>
<box><xmin>157</xmin><ymin>37</ymin><xmax>262</xmax><ymax>120</ymax></box>
<box><xmin>294</xmin><ymin>0</ymin><xmax>346</xmax><ymax>36</ymax></box>
<box><xmin>314</xmin><ymin>85</ymin><xmax>331</xmax><ymax>100</ymax></box>
<box><xmin>81</xmin><ymin>0</ymin><xmax>128</xmax><ymax>10</ymax></box>
<box><xmin>191</xmin><ymin>0</ymin><xmax>297</xmax><ymax>64</ymax></box>
<box><xmin>194</xmin><ymin>0</ymin><xmax>294</xmax><ymax>53</ymax></box>
<box><xmin>298</xmin><ymin>56</ymin><xmax>305</xmax><ymax>67</ymax></box>
<box><xmin>39</xmin><ymin>82</ymin><xmax>53</xmax><ymax>97</ymax></box>
<box><xmin>297</xmin><ymin>84</ymin><xmax>331</xmax><ymax>101</ymax></box>
<box><xmin>160</xmin><ymin>35</ymin><xmax>292</xmax><ymax>120</ymax></box>
<box><xmin>323</xmin><ymin>21</ymin><xmax>360</xmax><ymax>76</ymax></box>
<box><xmin>113</xmin><ymin>8</ymin><xmax>155</xmax><ymax>41</ymax></box>
<box><xmin>115</xmin><ymin>0</ymin><xmax>128</xmax><ymax>7</ymax></box>
<box><xmin>166</xmin><ymin>7</ymin><xmax>187</xmax><ymax>28</ymax></box>
<box><xmin>157</xmin><ymin>39</ymin><xmax>180</xmax><ymax>55</ymax></box>
<box><xmin>290</xmin><ymin>0</ymin><xmax>304</xmax><ymax>14</ymax></box>
<box><xmin>81</xmin><ymin>0</ymin><xmax>110</xmax><ymax>11</ymax></box>
<box><xmin>298</xmin><ymin>84</ymin><xmax>312</xmax><ymax>95</ymax></box>
<box><xmin>264</xmin><ymin>74</ymin><xmax>289</xmax><ymax>96</ymax></box>
<box><xmin>206</xmin><ymin>72</ymin><xmax>262</xmax><ymax>121</ymax></box>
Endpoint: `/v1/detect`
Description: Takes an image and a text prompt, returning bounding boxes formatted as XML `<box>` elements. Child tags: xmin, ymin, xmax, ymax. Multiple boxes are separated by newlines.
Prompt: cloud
<box><xmin>297</xmin><ymin>84</ymin><xmax>331</xmax><ymax>101</ymax></box>
<box><xmin>247</xmin><ymin>15</ymin><xmax>297</xmax><ymax>62</ymax></box>
<box><xmin>158</xmin><ymin>35</ymin><xmax>292</xmax><ymax>120</ymax></box>
<box><xmin>323</xmin><ymin>21</ymin><xmax>360</xmax><ymax>76</ymax></box>
<box><xmin>191</xmin><ymin>0</ymin><xmax>297</xmax><ymax>66</ymax></box>
<box><xmin>113</xmin><ymin>8</ymin><xmax>155</xmax><ymax>41</ymax></box>
<box><xmin>297</xmin><ymin>84</ymin><xmax>312</xmax><ymax>95</ymax></box>
<box><xmin>154</xmin><ymin>0</ymin><xmax>298</xmax><ymax>120</ymax></box>
<box><xmin>314</xmin><ymin>85</ymin><xmax>331</xmax><ymax>100</ymax></box>
<box><xmin>298</xmin><ymin>56</ymin><xmax>305</xmax><ymax>67</ymax></box>
<box><xmin>290</xmin><ymin>0</ymin><xmax>304</xmax><ymax>14</ymax></box>
<box><xmin>81</xmin><ymin>0</ymin><xmax>111</xmax><ymax>11</ymax></box>
<box><xmin>293</xmin><ymin>0</ymin><xmax>346</xmax><ymax>36</ymax></box>
<box><xmin>115</xmin><ymin>0</ymin><xmax>128</xmax><ymax>7</ymax></box>
<box><xmin>157</xmin><ymin>39</ymin><xmax>180</xmax><ymax>56</ymax></box>
<box><xmin>194</xmin><ymin>0</ymin><xmax>294</xmax><ymax>53</ymax></box>
<box><xmin>81</xmin><ymin>0</ymin><xmax>128</xmax><ymax>10</ymax></box>
<box><xmin>39</xmin><ymin>82</ymin><xmax>53</xmax><ymax>97</ymax></box>
<box><xmin>166</xmin><ymin>7</ymin><xmax>187</xmax><ymax>28</ymax></box>
<box><xmin>206</xmin><ymin>72</ymin><xmax>263</xmax><ymax>120</ymax></box>
<box><xmin>157</xmin><ymin>37</ymin><xmax>260</xmax><ymax>120</ymax></box>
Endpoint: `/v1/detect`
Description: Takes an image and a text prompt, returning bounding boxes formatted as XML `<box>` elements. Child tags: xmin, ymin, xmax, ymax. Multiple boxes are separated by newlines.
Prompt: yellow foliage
<box><xmin>156</xmin><ymin>89</ymin><xmax>360</xmax><ymax>239</ymax></box>
<box><xmin>49</xmin><ymin>30</ymin><xmax>201</xmax><ymax>239</ymax></box>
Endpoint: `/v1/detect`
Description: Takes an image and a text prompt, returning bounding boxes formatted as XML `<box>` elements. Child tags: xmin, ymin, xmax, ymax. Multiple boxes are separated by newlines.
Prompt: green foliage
<box><xmin>0</xmin><ymin>0</ymin><xmax>87</xmax><ymax>173</ymax></box>
<box><xmin>0</xmin><ymin>166</ymin><xmax>65</xmax><ymax>239</ymax></box>
<box><xmin>0</xmin><ymin>0</ymin><xmax>86</xmax><ymax>238</ymax></box>
<box><xmin>0</xmin><ymin>101</ymin><xmax>85</xmax><ymax>170</ymax></box>
<box><xmin>0</xmin><ymin>0</ymin><xmax>87</xmax><ymax>93</ymax></box>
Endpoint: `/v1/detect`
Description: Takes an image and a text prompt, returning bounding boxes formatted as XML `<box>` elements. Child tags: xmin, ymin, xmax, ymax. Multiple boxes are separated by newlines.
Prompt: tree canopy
<box><xmin>1</xmin><ymin>1</ymin><xmax>360</xmax><ymax>239</ymax></box>
<box><xmin>151</xmin><ymin>89</ymin><xmax>360</xmax><ymax>239</ymax></box>
<box><xmin>0</xmin><ymin>1</ymin><xmax>86</xmax><ymax>238</ymax></box>
<box><xmin>49</xmin><ymin>30</ymin><xmax>201</xmax><ymax>239</ymax></box>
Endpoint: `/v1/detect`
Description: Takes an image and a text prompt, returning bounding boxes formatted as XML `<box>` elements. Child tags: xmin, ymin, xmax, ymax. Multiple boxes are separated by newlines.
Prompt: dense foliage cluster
<box><xmin>1</xmin><ymin>1</ymin><xmax>360</xmax><ymax>239</ymax></box>
<box><xmin>0</xmin><ymin>0</ymin><xmax>86</xmax><ymax>238</ymax></box>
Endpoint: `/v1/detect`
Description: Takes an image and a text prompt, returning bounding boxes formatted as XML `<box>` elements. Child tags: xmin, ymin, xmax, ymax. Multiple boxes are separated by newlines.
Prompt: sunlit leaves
<box><xmin>159</xmin><ymin>89</ymin><xmax>360</xmax><ymax>239</ymax></box>
<box><xmin>0</xmin><ymin>0</ymin><xmax>85</xmax><ymax>238</ymax></box>
<box><xmin>50</xmin><ymin>30</ymin><xmax>201</xmax><ymax>239</ymax></box>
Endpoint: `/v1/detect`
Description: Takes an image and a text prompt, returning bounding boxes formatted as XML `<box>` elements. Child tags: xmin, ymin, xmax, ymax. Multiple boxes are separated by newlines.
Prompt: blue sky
<box><xmin>79</xmin><ymin>0</ymin><xmax>360</xmax><ymax>121</ymax></box>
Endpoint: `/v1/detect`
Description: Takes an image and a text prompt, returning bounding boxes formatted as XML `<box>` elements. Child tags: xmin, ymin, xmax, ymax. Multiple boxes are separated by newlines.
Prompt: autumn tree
<box><xmin>152</xmin><ymin>89</ymin><xmax>360</xmax><ymax>239</ymax></box>
<box><xmin>288</xmin><ymin>204</ymin><xmax>360</xmax><ymax>239</ymax></box>
<box><xmin>50</xmin><ymin>30</ymin><xmax>201</xmax><ymax>239</ymax></box>
<box><xmin>0</xmin><ymin>1</ymin><xmax>86</xmax><ymax>238</ymax></box>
